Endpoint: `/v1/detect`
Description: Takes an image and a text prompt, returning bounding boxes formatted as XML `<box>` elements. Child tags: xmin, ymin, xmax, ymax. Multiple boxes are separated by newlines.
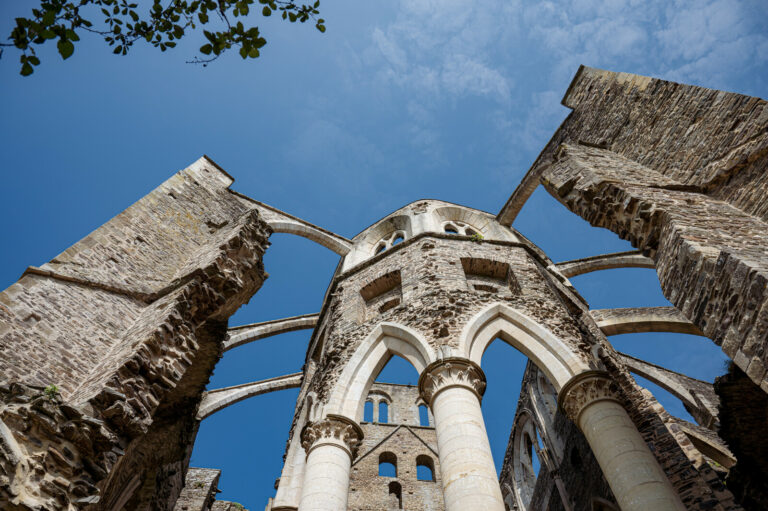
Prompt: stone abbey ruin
<box><xmin>1</xmin><ymin>65</ymin><xmax>768</xmax><ymax>511</ymax></box>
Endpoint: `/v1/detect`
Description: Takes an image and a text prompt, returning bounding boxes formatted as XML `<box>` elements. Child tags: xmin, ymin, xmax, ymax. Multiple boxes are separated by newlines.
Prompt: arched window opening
<box><xmin>444</xmin><ymin>223</ymin><xmax>459</xmax><ymax>234</ymax></box>
<box><xmin>391</xmin><ymin>233</ymin><xmax>404</xmax><ymax>246</ymax></box>
<box><xmin>379</xmin><ymin>452</ymin><xmax>397</xmax><ymax>477</ymax></box>
<box><xmin>465</xmin><ymin>228</ymin><xmax>477</xmax><ymax>237</ymax></box>
<box><xmin>526</xmin><ymin>434</ymin><xmax>541</xmax><ymax>477</ymax></box>
<box><xmin>388</xmin><ymin>481</ymin><xmax>403</xmax><ymax>509</ymax></box>
<box><xmin>364</xmin><ymin>400</ymin><xmax>374</xmax><ymax>422</ymax></box>
<box><xmin>375</xmin><ymin>243</ymin><xmax>386</xmax><ymax>254</ymax></box>
<box><xmin>379</xmin><ymin>401</ymin><xmax>389</xmax><ymax>424</ymax></box>
<box><xmin>418</xmin><ymin>404</ymin><xmax>430</xmax><ymax>426</ymax></box>
<box><xmin>416</xmin><ymin>455</ymin><xmax>435</xmax><ymax>482</ymax></box>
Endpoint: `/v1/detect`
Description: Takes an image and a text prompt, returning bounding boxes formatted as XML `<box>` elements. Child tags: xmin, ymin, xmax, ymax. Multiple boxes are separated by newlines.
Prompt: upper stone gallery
<box><xmin>1</xmin><ymin>66</ymin><xmax>766</xmax><ymax>511</ymax></box>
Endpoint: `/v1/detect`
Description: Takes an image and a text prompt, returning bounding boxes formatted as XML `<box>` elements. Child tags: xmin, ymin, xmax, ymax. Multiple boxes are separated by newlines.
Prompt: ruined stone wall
<box><xmin>500</xmin><ymin>362</ymin><xmax>616</xmax><ymax>511</ymax></box>
<box><xmin>349</xmin><ymin>383</ymin><xmax>443</xmax><ymax>511</ymax></box>
<box><xmin>306</xmin><ymin>235</ymin><xmax>590</xmax><ymax>407</ymax></box>
<box><xmin>501</xmin><ymin>66</ymin><xmax>768</xmax><ymax>394</ymax></box>
<box><xmin>0</xmin><ymin>157</ymin><xmax>271</xmax><ymax>510</ymax></box>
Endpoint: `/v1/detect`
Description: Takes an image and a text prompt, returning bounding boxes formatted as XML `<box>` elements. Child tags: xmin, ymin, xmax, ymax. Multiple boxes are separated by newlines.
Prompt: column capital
<box><xmin>418</xmin><ymin>357</ymin><xmax>487</xmax><ymax>406</ymax></box>
<box><xmin>300</xmin><ymin>414</ymin><xmax>364</xmax><ymax>459</ymax></box>
<box><xmin>557</xmin><ymin>371</ymin><xmax>622</xmax><ymax>423</ymax></box>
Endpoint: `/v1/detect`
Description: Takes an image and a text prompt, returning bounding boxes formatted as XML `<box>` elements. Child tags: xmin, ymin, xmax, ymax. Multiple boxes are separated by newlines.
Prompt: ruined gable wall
<box><xmin>349</xmin><ymin>424</ymin><xmax>442</xmax><ymax>510</ymax></box>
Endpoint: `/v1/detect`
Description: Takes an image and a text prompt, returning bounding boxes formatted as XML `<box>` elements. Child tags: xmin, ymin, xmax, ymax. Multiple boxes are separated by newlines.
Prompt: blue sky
<box><xmin>2</xmin><ymin>0</ymin><xmax>767</xmax><ymax>508</ymax></box>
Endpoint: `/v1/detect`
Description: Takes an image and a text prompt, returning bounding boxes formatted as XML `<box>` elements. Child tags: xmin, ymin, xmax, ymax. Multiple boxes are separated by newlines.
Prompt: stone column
<box><xmin>297</xmin><ymin>414</ymin><xmax>363</xmax><ymax>511</ymax></box>
<box><xmin>272</xmin><ymin>430</ymin><xmax>306</xmax><ymax>510</ymax></box>
<box><xmin>418</xmin><ymin>358</ymin><xmax>506</xmax><ymax>511</ymax></box>
<box><xmin>559</xmin><ymin>372</ymin><xmax>686</xmax><ymax>511</ymax></box>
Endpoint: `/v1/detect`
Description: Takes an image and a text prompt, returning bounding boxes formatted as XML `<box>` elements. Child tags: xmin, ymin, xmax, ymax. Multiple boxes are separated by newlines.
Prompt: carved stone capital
<box><xmin>558</xmin><ymin>371</ymin><xmax>622</xmax><ymax>423</ymax></box>
<box><xmin>300</xmin><ymin>414</ymin><xmax>364</xmax><ymax>459</ymax></box>
<box><xmin>418</xmin><ymin>357</ymin><xmax>487</xmax><ymax>406</ymax></box>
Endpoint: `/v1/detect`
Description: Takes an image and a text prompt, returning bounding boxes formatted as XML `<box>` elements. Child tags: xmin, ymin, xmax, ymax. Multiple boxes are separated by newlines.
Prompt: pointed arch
<box><xmin>324</xmin><ymin>323</ymin><xmax>436</xmax><ymax>421</ymax></box>
<box><xmin>457</xmin><ymin>303</ymin><xmax>590</xmax><ymax>391</ymax></box>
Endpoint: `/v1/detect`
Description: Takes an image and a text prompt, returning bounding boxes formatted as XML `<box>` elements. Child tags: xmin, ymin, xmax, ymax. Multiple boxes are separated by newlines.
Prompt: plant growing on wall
<box><xmin>43</xmin><ymin>384</ymin><xmax>60</xmax><ymax>400</ymax></box>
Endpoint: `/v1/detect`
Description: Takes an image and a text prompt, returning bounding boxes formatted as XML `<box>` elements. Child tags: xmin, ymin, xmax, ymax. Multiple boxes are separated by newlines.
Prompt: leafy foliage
<box><xmin>43</xmin><ymin>384</ymin><xmax>60</xmax><ymax>400</ymax></box>
<box><xmin>1</xmin><ymin>0</ymin><xmax>326</xmax><ymax>76</ymax></box>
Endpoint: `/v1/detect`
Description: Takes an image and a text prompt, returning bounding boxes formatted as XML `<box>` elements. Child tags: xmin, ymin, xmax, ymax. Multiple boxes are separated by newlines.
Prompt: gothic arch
<box><xmin>510</xmin><ymin>410</ymin><xmax>545</xmax><ymax>511</ymax></box>
<box><xmin>324</xmin><ymin>322</ymin><xmax>436</xmax><ymax>421</ymax></box>
<box><xmin>457</xmin><ymin>303</ymin><xmax>590</xmax><ymax>391</ymax></box>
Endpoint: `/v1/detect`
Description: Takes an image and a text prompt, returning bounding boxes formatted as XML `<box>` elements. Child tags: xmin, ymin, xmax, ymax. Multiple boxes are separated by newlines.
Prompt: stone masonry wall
<box><xmin>350</xmin><ymin>383</ymin><xmax>443</xmax><ymax>511</ymax></box>
<box><xmin>503</xmin><ymin>67</ymin><xmax>768</xmax><ymax>394</ymax></box>
<box><xmin>541</xmin><ymin>143</ymin><xmax>768</xmax><ymax>392</ymax></box>
<box><xmin>0</xmin><ymin>157</ymin><xmax>271</xmax><ymax>510</ymax></box>
<box><xmin>306</xmin><ymin>236</ymin><xmax>591</xmax><ymax>406</ymax></box>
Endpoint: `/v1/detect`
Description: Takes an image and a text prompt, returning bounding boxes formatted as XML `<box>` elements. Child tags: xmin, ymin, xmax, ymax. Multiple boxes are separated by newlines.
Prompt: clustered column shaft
<box><xmin>418</xmin><ymin>357</ymin><xmax>506</xmax><ymax>511</ymax></box>
<box><xmin>559</xmin><ymin>372</ymin><xmax>686</xmax><ymax>511</ymax></box>
<box><xmin>297</xmin><ymin>415</ymin><xmax>363</xmax><ymax>511</ymax></box>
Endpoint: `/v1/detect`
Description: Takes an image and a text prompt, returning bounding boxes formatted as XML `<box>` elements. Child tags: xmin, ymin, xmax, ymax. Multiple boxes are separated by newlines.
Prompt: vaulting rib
<box><xmin>617</xmin><ymin>352</ymin><xmax>720</xmax><ymax>429</ymax></box>
<box><xmin>555</xmin><ymin>250</ymin><xmax>655</xmax><ymax>278</ymax></box>
<box><xmin>591</xmin><ymin>306</ymin><xmax>703</xmax><ymax>336</ymax></box>
<box><xmin>224</xmin><ymin>313</ymin><xmax>319</xmax><ymax>351</ymax></box>
<box><xmin>197</xmin><ymin>373</ymin><xmax>303</xmax><ymax>420</ymax></box>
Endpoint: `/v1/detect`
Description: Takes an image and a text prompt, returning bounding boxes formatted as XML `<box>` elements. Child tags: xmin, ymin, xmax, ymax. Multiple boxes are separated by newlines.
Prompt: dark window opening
<box><xmin>416</xmin><ymin>455</ymin><xmax>435</xmax><ymax>482</ymax></box>
<box><xmin>379</xmin><ymin>452</ymin><xmax>397</xmax><ymax>477</ymax></box>
<box><xmin>392</xmin><ymin>233</ymin><xmax>404</xmax><ymax>246</ymax></box>
<box><xmin>388</xmin><ymin>481</ymin><xmax>403</xmax><ymax>509</ymax></box>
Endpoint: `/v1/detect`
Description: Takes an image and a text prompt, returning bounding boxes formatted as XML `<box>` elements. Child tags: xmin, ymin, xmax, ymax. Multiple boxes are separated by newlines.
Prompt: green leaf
<box><xmin>21</xmin><ymin>61</ymin><xmax>34</xmax><ymax>76</ymax></box>
<box><xmin>198</xmin><ymin>12</ymin><xmax>209</xmax><ymax>23</ymax></box>
<box><xmin>262</xmin><ymin>6</ymin><xmax>271</xmax><ymax>15</ymax></box>
<box><xmin>57</xmin><ymin>38</ymin><xmax>74</xmax><ymax>59</ymax></box>
<box><xmin>28</xmin><ymin>56</ymin><xmax>40</xmax><ymax>65</ymax></box>
<box><xmin>316</xmin><ymin>23</ymin><xmax>325</xmax><ymax>33</ymax></box>
<box><xmin>113</xmin><ymin>45</ymin><xmax>122</xmax><ymax>54</ymax></box>
<box><xmin>200</xmin><ymin>43</ymin><xmax>213</xmax><ymax>54</ymax></box>
<box><xmin>240</xmin><ymin>3</ymin><xmax>249</xmax><ymax>15</ymax></box>
<box><xmin>42</xmin><ymin>10</ymin><xmax>55</xmax><ymax>26</ymax></box>
<box><xmin>239</xmin><ymin>47</ymin><xmax>248</xmax><ymax>58</ymax></box>
<box><xmin>65</xmin><ymin>29</ymin><xmax>79</xmax><ymax>41</ymax></box>
<box><xmin>248</xmin><ymin>47</ymin><xmax>259</xmax><ymax>58</ymax></box>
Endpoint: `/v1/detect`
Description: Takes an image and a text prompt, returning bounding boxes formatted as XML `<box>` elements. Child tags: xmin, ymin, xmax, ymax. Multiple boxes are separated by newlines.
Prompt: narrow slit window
<box><xmin>379</xmin><ymin>401</ymin><xmax>389</xmax><ymax>423</ymax></box>
<box><xmin>388</xmin><ymin>481</ymin><xmax>403</xmax><ymax>509</ymax></box>
<box><xmin>419</xmin><ymin>404</ymin><xmax>430</xmax><ymax>426</ymax></box>
<box><xmin>364</xmin><ymin>400</ymin><xmax>374</xmax><ymax>423</ymax></box>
